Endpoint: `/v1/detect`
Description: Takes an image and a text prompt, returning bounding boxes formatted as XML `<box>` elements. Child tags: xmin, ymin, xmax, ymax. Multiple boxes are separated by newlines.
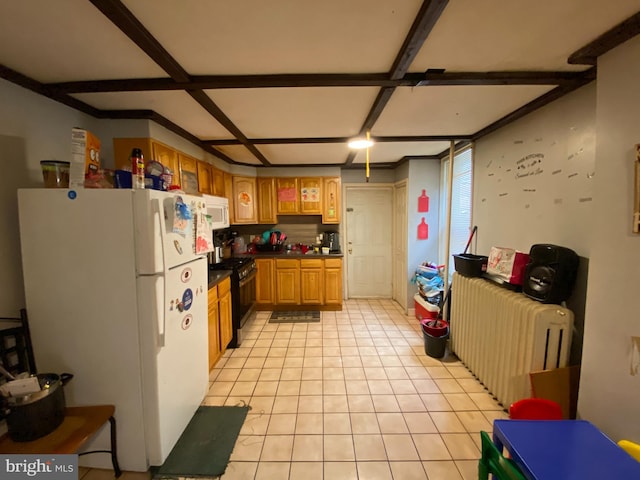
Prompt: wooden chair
<box><xmin>509</xmin><ymin>397</ymin><xmax>563</xmax><ymax>420</ymax></box>
<box><xmin>618</xmin><ymin>440</ymin><xmax>640</xmax><ymax>462</ymax></box>
<box><xmin>478</xmin><ymin>431</ymin><xmax>526</xmax><ymax>480</ymax></box>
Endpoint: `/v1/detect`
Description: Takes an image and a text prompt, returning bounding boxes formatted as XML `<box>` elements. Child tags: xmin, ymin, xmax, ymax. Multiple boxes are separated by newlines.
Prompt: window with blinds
<box><xmin>439</xmin><ymin>147</ymin><xmax>473</xmax><ymax>280</ymax></box>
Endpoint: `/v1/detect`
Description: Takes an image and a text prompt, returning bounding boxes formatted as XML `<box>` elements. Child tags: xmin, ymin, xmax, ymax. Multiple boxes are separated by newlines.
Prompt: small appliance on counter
<box><xmin>322</xmin><ymin>230</ymin><xmax>341</xmax><ymax>253</ymax></box>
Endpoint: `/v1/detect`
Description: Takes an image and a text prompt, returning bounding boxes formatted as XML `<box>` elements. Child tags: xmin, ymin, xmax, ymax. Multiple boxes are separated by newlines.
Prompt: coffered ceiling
<box><xmin>1</xmin><ymin>1</ymin><xmax>639</xmax><ymax>168</ymax></box>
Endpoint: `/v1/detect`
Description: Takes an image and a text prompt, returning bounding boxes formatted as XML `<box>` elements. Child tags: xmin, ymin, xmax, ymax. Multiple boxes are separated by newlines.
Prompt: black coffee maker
<box><xmin>322</xmin><ymin>231</ymin><xmax>341</xmax><ymax>253</ymax></box>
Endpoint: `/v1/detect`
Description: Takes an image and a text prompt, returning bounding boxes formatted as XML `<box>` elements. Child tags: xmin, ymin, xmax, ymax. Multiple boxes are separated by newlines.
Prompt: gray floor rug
<box><xmin>269</xmin><ymin>311</ymin><xmax>321</xmax><ymax>323</ymax></box>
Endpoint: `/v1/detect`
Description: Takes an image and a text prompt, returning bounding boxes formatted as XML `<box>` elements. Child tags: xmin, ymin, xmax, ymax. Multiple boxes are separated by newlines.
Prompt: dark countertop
<box><xmin>247</xmin><ymin>251</ymin><xmax>344</xmax><ymax>259</ymax></box>
<box><xmin>208</xmin><ymin>269</ymin><xmax>232</xmax><ymax>290</ymax></box>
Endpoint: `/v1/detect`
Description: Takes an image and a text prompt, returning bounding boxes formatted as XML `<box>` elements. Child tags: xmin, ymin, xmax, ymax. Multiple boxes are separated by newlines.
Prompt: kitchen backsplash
<box><xmin>231</xmin><ymin>218</ymin><xmax>339</xmax><ymax>247</ymax></box>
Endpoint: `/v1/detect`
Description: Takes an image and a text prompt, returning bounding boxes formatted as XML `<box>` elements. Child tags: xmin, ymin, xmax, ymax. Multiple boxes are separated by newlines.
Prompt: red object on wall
<box><xmin>418</xmin><ymin>217</ymin><xmax>428</xmax><ymax>239</ymax></box>
<box><xmin>418</xmin><ymin>189</ymin><xmax>429</xmax><ymax>212</ymax></box>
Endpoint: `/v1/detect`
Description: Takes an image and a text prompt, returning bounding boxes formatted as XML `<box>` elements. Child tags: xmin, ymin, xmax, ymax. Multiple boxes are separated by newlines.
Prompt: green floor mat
<box><xmin>153</xmin><ymin>405</ymin><xmax>249</xmax><ymax>478</ymax></box>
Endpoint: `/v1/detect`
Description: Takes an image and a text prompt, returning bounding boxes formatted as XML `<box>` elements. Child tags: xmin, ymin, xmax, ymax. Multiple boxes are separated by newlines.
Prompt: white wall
<box><xmin>473</xmin><ymin>83</ymin><xmax>596</xmax><ymax>257</ymax></box>
<box><xmin>578</xmin><ymin>34</ymin><xmax>640</xmax><ymax>442</ymax></box>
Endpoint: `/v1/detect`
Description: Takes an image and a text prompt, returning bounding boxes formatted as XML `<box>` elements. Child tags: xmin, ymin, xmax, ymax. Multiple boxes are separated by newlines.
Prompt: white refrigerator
<box><xmin>17</xmin><ymin>188</ymin><xmax>212</xmax><ymax>472</ymax></box>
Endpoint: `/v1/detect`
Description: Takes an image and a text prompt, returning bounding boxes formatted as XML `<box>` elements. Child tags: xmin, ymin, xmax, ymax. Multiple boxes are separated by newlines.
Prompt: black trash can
<box><xmin>423</xmin><ymin>327</ymin><xmax>449</xmax><ymax>358</ymax></box>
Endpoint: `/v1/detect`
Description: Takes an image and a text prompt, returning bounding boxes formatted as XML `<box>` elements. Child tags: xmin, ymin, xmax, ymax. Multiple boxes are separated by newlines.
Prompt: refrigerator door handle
<box><xmin>152</xmin><ymin>198</ymin><xmax>168</xmax><ymax>273</ymax></box>
<box><xmin>153</xmin><ymin>275</ymin><xmax>166</xmax><ymax>347</ymax></box>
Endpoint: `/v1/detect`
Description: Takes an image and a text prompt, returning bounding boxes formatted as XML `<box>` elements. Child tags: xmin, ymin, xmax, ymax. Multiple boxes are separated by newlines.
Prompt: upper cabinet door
<box><xmin>232</xmin><ymin>176</ymin><xmax>258</xmax><ymax>224</ymax></box>
<box><xmin>276</xmin><ymin>178</ymin><xmax>299</xmax><ymax>214</ymax></box>
<box><xmin>323</xmin><ymin>177</ymin><xmax>341</xmax><ymax>224</ymax></box>
<box><xmin>299</xmin><ymin>177</ymin><xmax>322</xmax><ymax>214</ymax></box>
<box><xmin>151</xmin><ymin>141</ymin><xmax>180</xmax><ymax>187</ymax></box>
<box><xmin>257</xmin><ymin>177</ymin><xmax>277</xmax><ymax>224</ymax></box>
<box><xmin>178</xmin><ymin>154</ymin><xmax>199</xmax><ymax>195</ymax></box>
<box><xmin>197</xmin><ymin>160</ymin><xmax>213</xmax><ymax>194</ymax></box>
<box><xmin>212</xmin><ymin>167</ymin><xmax>225</xmax><ymax>197</ymax></box>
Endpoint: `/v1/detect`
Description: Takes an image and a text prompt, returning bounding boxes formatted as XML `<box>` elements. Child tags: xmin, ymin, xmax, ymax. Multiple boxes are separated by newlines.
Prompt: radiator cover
<box><xmin>450</xmin><ymin>273</ymin><xmax>573</xmax><ymax>409</ymax></box>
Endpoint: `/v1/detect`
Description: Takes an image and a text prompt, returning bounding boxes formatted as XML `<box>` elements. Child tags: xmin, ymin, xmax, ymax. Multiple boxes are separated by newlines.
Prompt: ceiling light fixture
<box><xmin>348</xmin><ymin>131</ymin><xmax>373</xmax><ymax>182</ymax></box>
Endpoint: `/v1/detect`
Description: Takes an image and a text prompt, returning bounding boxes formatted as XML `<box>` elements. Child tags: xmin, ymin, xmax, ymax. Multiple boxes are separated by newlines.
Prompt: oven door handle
<box><xmin>239</xmin><ymin>269</ymin><xmax>257</xmax><ymax>287</ymax></box>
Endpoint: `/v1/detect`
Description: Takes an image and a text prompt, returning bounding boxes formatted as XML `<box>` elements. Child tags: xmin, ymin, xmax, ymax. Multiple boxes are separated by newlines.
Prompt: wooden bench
<box><xmin>0</xmin><ymin>405</ymin><xmax>122</xmax><ymax>478</ymax></box>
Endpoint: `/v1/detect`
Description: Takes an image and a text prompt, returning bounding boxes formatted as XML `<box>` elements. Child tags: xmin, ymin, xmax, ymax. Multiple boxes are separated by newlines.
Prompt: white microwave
<box><xmin>203</xmin><ymin>194</ymin><xmax>229</xmax><ymax>230</ymax></box>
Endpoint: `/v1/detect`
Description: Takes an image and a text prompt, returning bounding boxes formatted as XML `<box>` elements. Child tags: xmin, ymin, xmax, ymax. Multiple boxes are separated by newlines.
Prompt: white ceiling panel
<box><xmin>0</xmin><ymin>0</ymin><xmax>165</xmax><ymax>82</ymax></box>
<box><xmin>352</xmin><ymin>141</ymin><xmax>451</xmax><ymax>164</ymax></box>
<box><xmin>411</xmin><ymin>0</ymin><xmax>640</xmax><ymax>72</ymax></box>
<box><xmin>256</xmin><ymin>144</ymin><xmax>350</xmax><ymax>165</ymax></box>
<box><xmin>72</xmin><ymin>91</ymin><xmax>231</xmax><ymax>139</ymax></box>
<box><xmin>374</xmin><ymin>85</ymin><xmax>555</xmax><ymax>137</ymax></box>
<box><xmin>206</xmin><ymin>87</ymin><xmax>379</xmax><ymax>138</ymax></box>
<box><xmin>213</xmin><ymin>145</ymin><xmax>263</xmax><ymax>165</ymax></box>
<box><xmin>123</xmin><ymin>0</ymin><xmax>423</xmax><ymax>74</ymax></box>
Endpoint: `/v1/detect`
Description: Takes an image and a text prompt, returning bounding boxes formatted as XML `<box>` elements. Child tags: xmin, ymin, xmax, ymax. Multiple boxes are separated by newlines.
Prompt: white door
<box><xmin>345</xmin><ymin>185</ymin><xmax>393</xmax><ymax>298</ymax></box>
<box><xmin>393</xmin><ymin>181</ymin><xmax>408</xmax><ymax>311</ymax></box>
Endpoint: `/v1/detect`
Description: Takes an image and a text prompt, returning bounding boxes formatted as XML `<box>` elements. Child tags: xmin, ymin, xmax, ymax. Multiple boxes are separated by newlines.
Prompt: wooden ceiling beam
<box><xmin>569</xmin><ymin>12</ymin><xmax>640</xmax><ymax>65</ymax></box>
<box><xmin>206</xmin><ymin>135</ymin><xmax>471</xmax><ymax>146</ymax></box>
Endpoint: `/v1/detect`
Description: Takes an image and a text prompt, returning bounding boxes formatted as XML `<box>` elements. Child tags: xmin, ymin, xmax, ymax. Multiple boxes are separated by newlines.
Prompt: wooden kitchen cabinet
<box><xmin>257</xmin><ymin>177</ymin><xmax>277</xmax><ymax>224</ymax></box>
<box><xmin>232</xmin><ymin>176</ymin><xmax>258</xmax><ymax>224</ymax></box>
<box><xmin>113</xmin><ymin>138</ymin><xmax>153</xmax><ymax>170</ymax></box>
<box><xmin>178</xmin><ymin>153</ymin><xmax>199</xmax><ymax>194</ymax></box>
<box><xmin>276</xmin><ymin>177</ymin><xmax>300</xmax><ymax>214</ymax></box>
<box><xmin>151</xmin><ymin>141</ymin><xmax>180</xmax><ymax>187</ymax></box>
<box><xmin>208</xmin><ymin>277</ymin><xmax>232</xmax><ymax>370</ymax></box>
<box><xmin>197</xmin><ymin>160</ymin><xmax>213</xmax><ymax>194</ymax></box>
<box><xmin>218</xmin><ymin>277</ymin><xmax>233</xmax><ymax>350</ymax></box>
<box><xmin>323</xmin><ymin>177</ymin><xmax>341</xmax><ymax>224</ymax></box>
<box><xmin>300</xmin><ymin>258</ymin><xmax>324</xmax><ymax>304</ymax></box>
<box><xmin>324</xmin><ymin>258</ymin><xmax>343</xmax><ymax>306</ymax></box>
<box><xmin>255</xmin><ymin>258</ymin><xmax>275</xmax><ymax>304</ymax></box>
<box><xmin>299</xmin><ymin>177</ymin><xmax>323</xmax><ymax>214</ymax></box>
<box><xmin>207</xmin><ymin>286</ymin><xmax>221</xmax><ymax>371</ymax></box>
<box><xmin>212</xmin><ymin>167</ymin><xmax>225</xmax><ymax>197</ymax></box>
<box><xmin>275</xmin><ymin>259</ymin><xmax>300</xmax><ymax>304</ymax></box>
<box><xmin>223</xmin><ymin>172</ymin><xmax>235</xmax><ymax>224</ymax></box>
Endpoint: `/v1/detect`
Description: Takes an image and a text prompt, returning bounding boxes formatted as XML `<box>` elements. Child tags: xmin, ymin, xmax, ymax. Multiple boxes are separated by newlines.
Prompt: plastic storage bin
<box><xmin>40</xmin><ymin>161</ymin><xmax>70</xmax><ymax>188</ymax></box>
<box><xmin>453</xmin><ymin>253</ymin><xmax>488</xmax><ymax>277</ymax></box>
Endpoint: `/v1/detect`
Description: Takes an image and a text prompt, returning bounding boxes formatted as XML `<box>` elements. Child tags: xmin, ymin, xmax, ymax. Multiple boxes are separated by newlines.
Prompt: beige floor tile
<box><xmin>441</xmin><ymin>432</ymin><xmax>480</xmax><ymax>460</ymax></box>
<box><xmin>252</xmin><ymin>381</ymin><xmax>279</xmax><ymax>396</ymax></box>
<box><xmin>247</xmin><ymin>396</ymin><xmax>275</xmax><ymax>414</ymax></box>
<box><xmin>284</xmin><ymin>357</ymin><xmax>304</xmax><ymax>368</ymax></box>
<box><xmin>426</xmin><ymin>366</ymin><xmax>454</xmax><ymax>378</ymax></box>
<box><xmin>403</xmin><ymin>412</ymin><xmax>439</xmax><ymax>434</ymax></box>
<box><xmin>412</xmin><ymin>379</ymin><xmax>441</xmax><ymax>394</ymax></box>
<box><xmin>323</xmin><ymin>379</ymin><xmax>346</xmax><ymax>395</ymax></box>
<box><xmin>292</xmin><ymin>435</ymin><xmax>324</xmax><ymax>461</ymax></box>
<box><xmin>367</xmin><ymin>379</ymin><xmax>393</xmax><ymax>394</ymax></box>
<box><xmin>243</xmin><ymin>357</ymin><xmax>267</xmax><ymax>369</ymax></box>
<box><xmin>351</xmin><ymin>412</ymin><xmax>381</xmax><ymax>434</ymax></box>
<box><xmin>456</xmin><ymin>411</ymin><xmax>493</xmax><ymax>432</ymax></box>
<box><xmin>371</xmin><ymin>394</ymin><xmax>401</xmax><ymax>412</ymax></box>
<box><xmin>348</xmin><ymin>394</ymin><xmax>375</xmax><ymax>412</ymax></box>
<box><xmin>481</xmin><ymin>409</ymin><xmax>509</xmax><ymax>424</ymax></box>
<box><xmin>324</xmin><ymin>462</ymin><xmax>358</xmax><ymax>480</ymax></box>
<box><xmin>389</xmin><ymin>461</ymin><xmax>429</xmax><ymax>480</ymax></box>
<box><xmin>353</xmin><ymin>434</ymin><xmax>388</xmax><ymax>460</ymax></box>
<box><xmin>272</xmin><ymin>396</ymin><xmax>299</xmax><ymax>413</ymax></box>
<box><xmin>324</xmin><ymin>412</ymin><xmax>352</xmax><ymax>434</ymax></box>
<box><xmin>457</xmin><ymin>378</ymin><xmax>489</xmax><ymax>393</ymax></box>
<box><xmin>434</xmin><ymin>379</ymin><xmax>464</xmax><ymax>394</ymax></box>
<box><xmin>357</xmin><ymin>461</ymin><xmax>393</xmax><ymax>480</ymax></box>
<box><xmin>295</xmin><ymin>413</ymin><xmax>323</xmax><ymax>434</ymax></box>
<box><xmin>201</xmin><ymin>396</ymin><xmax>226</xmax><ymax>406</ymax></box>
<box><xmin>263</xmin><ymin>357</ymin><xmax>285</xmax><ymax>368</ymax></box>
<box><xmin>240</xmin><ymin>413</ymin><xmax>270</xmax><ymax>435</ymax></box>
<box><xmin>259</xmin><ymin>368</ymin><xmax>282</xmax><ymax>381</ymax></box>
<box><xmin>345</xmin><ymin>379</ymin><xmax>370</xmax><ymax>394</ymax></box>
<box><xmin>215</xmin><ymin>369</ymin><xmax>241</xmax><ymax>382</ymax></box>
<box><xmin>303</xmin><ymin>357</ymin><xmax>323</xmax><ymax>367</ymax></box>
<box><xmin>297</xmin><ymin>395</ymin><xmax>323</xmax><ymax>413</ymax></box>
<box><xmin>208</xmin><ymin>381</ymin><xmax>234</xmax><ymax>396</ymax></box>
<box><xmin>276</xmin><ymin>380</ymin><xmax>301</xmax><ymax>396</ymax></box>
<box><xmin>397</xmin><ymin>394</ymin><xmax>427</xmax><ymax>412</ymax></box>
<box><xmin>391</xmin><ymin>379</ymin><xmax>419</xmax><ymax>394</ymax></box>
<box><xmin>323</xmin><ymin>394</ymin><xmax>349</xmax><ymax>412</ymax></box>
<box><xmin>405</xmin><ymin>366</ymin><xmax>431</xmax><ymax>379</ymax></box>
<box><xmin>300</xmin><ymin>380</ymin><xmax>323</xmax><ymax>395</ymax></box>
<box><xmin>225</xmin><ymin>357</ymin><xmax>247</xmax><ymax>368</ymax></box>
<box><xmin>430</xmin><ymin>411</ymin><xmax>467</xmax><ymax>433</ymax></box>
<box><xmin>322</xmin><ymin>357</ymin><xmax>344</xmax><ymax>368</ymax></box>
<box><xmin>289</xmin><ymin>461</ymin><xmax>323</xmax><ymax>480</ymax></box>
<box><xmin>376</xmin><ymin>412</ymin><xmax>408</xmax><ymax>433</ymax></box>
<box><xmin>280</xmin><ymin>367</ymin><xmax>303</xmax><ymax>380</ymax></box>
<box><xmin>420</xmin><ymin>393</ymin><xmax>453</xmax><ymax>411</ymax></box>
<box><xmin>341</xmin><ymin>346</ymin><xmax>360</xmax><ymax>356</ymax></box>
<box><xmin>220</xmin><ymin>461</ymin><xmax>258</xmax><ymax>479</ymax></box>
<box><xmin>383</xmin><ymin>433</ymin><xmax>420</xmax><ymax>460</ymax></box>
<box><xmin>384</xmin><ymin>366</ymin><xmax>409</xmax><ymax>379</ymax></box>
<box><xmin>341</xmin><ymin>356</ymin><xmax>363</xmax><ymax>367</ymax></box>
<box><xmin>360</xmin><ymin>356</ymin><xmax>383</xmax><ymax>367</ymax></box>
<box><xmin>323</xmin><ymin>367</ymin><xmax>345</xmax><ymax>379</ymax></box>
<box><xmin>301</xmin><ymin>367</ymin><xmax>323</xmax><ymax>380</ymax></box>
<box><xmin>287</xmin><ymin>347</ymin><xmax>306</xmax><ymax>357</ymax></box>
<box><xmin>229</xmin><ymin>435</ymin><xmax>265</xmax><ymax>461</ymax></box>
<box><xmin>230</xmin><ymin>381</ymin><xmax>256</xmax><ymax>396</ymax></box>
<box><xmin>343</xmin><ymin>367</ymin><xmax>366</xmax><ymax>380</ymax></box>
<box><xmin>422</xmin><ymin>460</ymin><xmax>464</xmax><ymax>480</ymax></box>
<box><xmin>467</xmin><ymin>392</ymin><xmax>503</xmax><ymax>410</ymax></box>
<box><xmin>443</xmin><ymin>393</ymin><xmax>477</xmax><ymax>411</ymax></box>
<box><xmin>380</xmin><ymin>356</ymin><xmax>403</xmax><ymax>367</ymax></box>
<box><xmin>260</xmin><ymin>434</ymin><xmax>294</xmax><ymax>461</ymax></box>
<box><xmin>267</xmin><ymin>413</ymin><xmax>297</xmax><ymax>435</ymax></box>
<box><xmin>412</xmin><ymin>434</ymin><xmax>452</xmax><ymax>461</ymax></box>
<box><xmin>455</xmin><ymin>459</ymin><xmax>479</xmax><ymax>480</ymax></box>
<box><xmin>323</xmin><ymin>434</ymin><xmax>355</xmax><ymax>461</ymax></box>
<box><xmin>364</xmin><ymin>366</ymin><xmax>387</xmax><ymax>379</ymax></box>
<box><xmin>254</xmin><ymin>461</ymin><xmax>290</xmax><ymax>480</ymax></box>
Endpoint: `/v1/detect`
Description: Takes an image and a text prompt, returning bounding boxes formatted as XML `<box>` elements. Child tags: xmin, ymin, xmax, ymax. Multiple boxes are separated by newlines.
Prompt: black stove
<box><xmin>210</xmin><ymin>256</ymin><xmax>256</xmax><ymax>347</ymax></box>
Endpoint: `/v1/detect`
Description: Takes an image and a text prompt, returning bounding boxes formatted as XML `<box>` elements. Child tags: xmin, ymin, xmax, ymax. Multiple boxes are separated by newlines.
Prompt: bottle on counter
<box><xmin>130</xmin><ymin>148</ymin><xmax>145</xmax><ymax>189</ymax></box>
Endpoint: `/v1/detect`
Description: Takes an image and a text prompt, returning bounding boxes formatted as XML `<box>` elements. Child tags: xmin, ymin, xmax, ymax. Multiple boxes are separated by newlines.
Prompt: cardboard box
<box><xmin>70</xmin><ymin>128</ymin><xmax>101</xmax><ymax>188</ymax></box>
<box><xmin>529</xmin><ymin>365</ymin><xmax>580</xmax><ymax>419</ymax></box>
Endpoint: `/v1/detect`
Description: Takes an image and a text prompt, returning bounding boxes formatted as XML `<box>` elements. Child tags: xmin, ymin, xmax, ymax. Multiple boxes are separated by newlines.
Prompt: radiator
<box><xmin>450</xmin><ymin>273</ymin><xmax>573</xmax><ymax>409</ymax></box>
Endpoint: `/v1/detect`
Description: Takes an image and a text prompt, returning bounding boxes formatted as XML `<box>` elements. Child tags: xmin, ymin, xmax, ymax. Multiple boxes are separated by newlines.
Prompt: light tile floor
<box><xmin>80</xmin><ymin>299</ymin><xmax>508</xmax><ymax>480</ymax></box>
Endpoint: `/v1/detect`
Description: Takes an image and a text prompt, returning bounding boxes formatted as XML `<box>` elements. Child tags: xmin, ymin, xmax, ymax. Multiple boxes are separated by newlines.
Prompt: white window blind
<box><xmin>439</xmin><ymin>147</ymin><xmax>473</xmax><ymax>279</ymax></box>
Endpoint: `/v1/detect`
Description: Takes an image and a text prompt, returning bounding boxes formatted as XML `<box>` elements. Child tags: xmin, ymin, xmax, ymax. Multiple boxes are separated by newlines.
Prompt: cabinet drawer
<box><xmin>301</xmin><ymin>259</ymin><xmax>323</xmax><ymax>269</ymax></box>
<box><xmin>324</xmin><ymin>258</ymin><xmax>342</xmax><ymax>268</ymax></box>
<box><xmin>275</xmin><ymin>259</ymin><xmax>300</xmax><ymax>269</ymax></box>
<box><xmin>217</xmin><ymin>277</ymin><xmax>231</xmax><ymax>296</ymax></box>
